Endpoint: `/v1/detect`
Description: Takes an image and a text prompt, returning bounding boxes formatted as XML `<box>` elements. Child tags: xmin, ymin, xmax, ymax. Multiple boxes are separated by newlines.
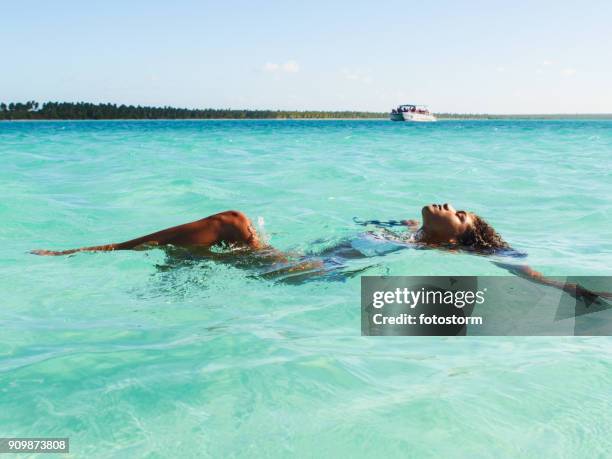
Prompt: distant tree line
<box><xmin>0</xmin><ymin>101</ymin><xmax>386</xmax><ymax>120</ymax></box>
<box><xmin>1</xmin><ymin>101</ymin><xmax>609</xmax><ymax>120</ymax></box>
<box><xmin>436</xmin><ymin>112</ymin><xmax>612</xmax><ymax>120</ymax></box>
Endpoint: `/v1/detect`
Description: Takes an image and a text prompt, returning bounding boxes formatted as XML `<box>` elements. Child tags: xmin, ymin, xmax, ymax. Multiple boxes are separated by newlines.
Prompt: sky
<box><xmin>2</xmin><ymin>0</ymin><xmax>611</xmax><ymax>113</ymax></box>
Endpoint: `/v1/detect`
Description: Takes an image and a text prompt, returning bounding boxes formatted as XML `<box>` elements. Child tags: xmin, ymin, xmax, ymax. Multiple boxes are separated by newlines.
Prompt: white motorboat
<box><xmin>390</xmin><ymin>104</ymin><xmax>437</xmax><ymax>122</ymax></box>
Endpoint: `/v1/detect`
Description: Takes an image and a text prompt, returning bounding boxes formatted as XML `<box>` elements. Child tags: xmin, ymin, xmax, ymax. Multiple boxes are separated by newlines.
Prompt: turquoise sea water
<box><xmin>1</xmin><ymin>120</ymin><xmax>611</xmax><ymax>457</ymax></box>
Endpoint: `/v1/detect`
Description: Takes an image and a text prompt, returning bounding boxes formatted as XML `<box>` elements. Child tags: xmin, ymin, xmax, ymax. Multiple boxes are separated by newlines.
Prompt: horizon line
<box><xmin>1</xmin><ymin>100</ymin><xmax>611</xmax><ymax>117</ymax></box>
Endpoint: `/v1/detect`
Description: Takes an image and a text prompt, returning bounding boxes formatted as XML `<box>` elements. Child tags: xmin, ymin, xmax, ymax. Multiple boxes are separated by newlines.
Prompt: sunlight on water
<box><xmin>1</xmin><ymin>120</ymin><xmax>611</xmax><ymax>457</ymax></box>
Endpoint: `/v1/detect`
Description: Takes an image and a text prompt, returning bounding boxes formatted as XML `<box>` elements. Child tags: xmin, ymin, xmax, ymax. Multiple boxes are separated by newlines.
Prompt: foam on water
<box><xmin>1</xmin><ymin>120</ymin><xmax>611</xmax><ymax>457</ymax></box>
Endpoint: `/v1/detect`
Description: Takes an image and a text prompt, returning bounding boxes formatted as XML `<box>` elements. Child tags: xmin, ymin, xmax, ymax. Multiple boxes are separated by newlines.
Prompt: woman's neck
<box><xmin>413</xmin><ymin>227</ymin><xmax>426</xmax><ymax>242</ymax></box>
<box><xmin>415</xmin><ymin>227</ymin><xmax>457</xmax><ymax>245</ymax></box>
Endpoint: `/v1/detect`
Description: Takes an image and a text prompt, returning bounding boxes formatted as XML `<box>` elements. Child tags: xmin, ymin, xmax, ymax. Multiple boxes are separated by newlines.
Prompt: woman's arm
<box><xmin>353</xmin><ymin>217</ymin><xmax>419</xmax><ymax>230</ymax></box>
<box><xmin>31</xmin><ymin>210</ymin><xmax>258</xmax><ymax>256</ymax></box>
<box><xmin>493</xmin><ymin>262</ymin><xmax>612</xmax><ymax>300</ymax></box>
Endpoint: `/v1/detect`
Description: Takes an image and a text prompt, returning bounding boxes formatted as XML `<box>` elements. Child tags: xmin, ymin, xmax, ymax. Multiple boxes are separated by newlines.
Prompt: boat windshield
<box><xmin>395</xmin><ymin>105</ymin><xmax>430</xmax><ymax>113</ymax></box>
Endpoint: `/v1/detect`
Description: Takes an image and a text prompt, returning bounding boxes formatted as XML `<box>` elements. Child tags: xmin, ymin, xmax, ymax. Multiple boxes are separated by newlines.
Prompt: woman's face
<box><xmin>421</xmin><ymin>203</ymin><xmax>474</xmax><ymax>243</ymax></box>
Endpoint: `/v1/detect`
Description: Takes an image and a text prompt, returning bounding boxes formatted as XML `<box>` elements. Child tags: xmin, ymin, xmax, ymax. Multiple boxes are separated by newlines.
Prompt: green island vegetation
<box><xmin>1</xmin><ymin>101</ymin><xmax>611</xmax><ymax>120</ymax></box>
<box><xmin>0</xmin><ymin>101</ymin><xmax>383</xmax><ymax>120</ymax></box>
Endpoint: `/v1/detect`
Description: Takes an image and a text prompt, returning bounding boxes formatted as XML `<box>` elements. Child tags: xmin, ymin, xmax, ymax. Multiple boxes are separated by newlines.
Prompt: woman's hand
<box><xmin>564</xmin><ymin>282</ymin><xmax>600</xmax><ymax>302</ymax></box>
<box><xmin>401</xmin><ymin>219</ymin><xmax>420</xmax><ymax>230</ymax></box>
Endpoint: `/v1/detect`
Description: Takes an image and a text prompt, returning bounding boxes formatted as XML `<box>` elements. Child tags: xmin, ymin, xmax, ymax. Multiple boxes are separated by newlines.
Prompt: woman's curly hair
<box><xmin>459</xmin><ymin>214</ymin><xmax>509</xmax><ymax>252</ymax></box>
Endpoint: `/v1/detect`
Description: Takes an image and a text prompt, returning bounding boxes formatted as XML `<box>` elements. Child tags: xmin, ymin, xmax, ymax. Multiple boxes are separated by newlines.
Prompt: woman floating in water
<box><xmin>31</xmin><ymin>204</ymin><xmax>505</xmax><ymax>255</ymax></box>
<box><xmin>32</xmin><ymin>204</ymin><xmax>606</xmax><ymax>298</ymax></box>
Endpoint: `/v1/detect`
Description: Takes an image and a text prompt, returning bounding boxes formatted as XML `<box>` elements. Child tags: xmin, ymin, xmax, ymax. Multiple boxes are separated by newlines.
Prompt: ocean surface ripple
<box><xmin>1</xmin><ymin>120</ymin><xmax>611</xmax><ymax>457</ymax></box>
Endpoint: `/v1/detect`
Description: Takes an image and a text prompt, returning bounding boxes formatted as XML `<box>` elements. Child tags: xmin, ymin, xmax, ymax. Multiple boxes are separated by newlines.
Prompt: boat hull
<box><xmin>402</xmin><ymin>112</ymin><xmax>437</xmax><ymax>122</ymax></box>
<box><xmin>389</xmin><ymin>111</ymin><xmax>437</xmax><ymax>122</ymax></box>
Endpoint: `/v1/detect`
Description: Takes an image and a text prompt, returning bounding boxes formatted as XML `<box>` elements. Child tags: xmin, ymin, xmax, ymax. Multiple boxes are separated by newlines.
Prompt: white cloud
<box><xmin>263</xmin><ymin>60</ymin><xmax>299</xmax><ymax>73</ymax></box>
<box><xmin>542</xmin><ymin>60</ymin><xmax>553</xmax><ymax>66</ymax></box>
<box><xmin>263</xmin><ymin>62</ymin><xmax>280</xmax><ymax>72</ymax></box>
<box><xmin>343</xmin><ymin>70</ymin><xmax>359</xmax><ymax>80</ymax></box>
<box><xmin>561</xmin><ymin>68</ymin><xmax>577</xmax><ymax>76</ymax></box>
<box><xmin>282</xmin><ymin>61</ymin><xmax>299</xmax><ymax>73</ymax></box>
<box><xmin>496</xmin><ymin>66</ymin><xmax>505</xmax><ymax>73</ymax></box>
<box><xmin>341</xmin><ymin>68</ymin><xmax>372</xmax><ymax>84</ymax></box>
